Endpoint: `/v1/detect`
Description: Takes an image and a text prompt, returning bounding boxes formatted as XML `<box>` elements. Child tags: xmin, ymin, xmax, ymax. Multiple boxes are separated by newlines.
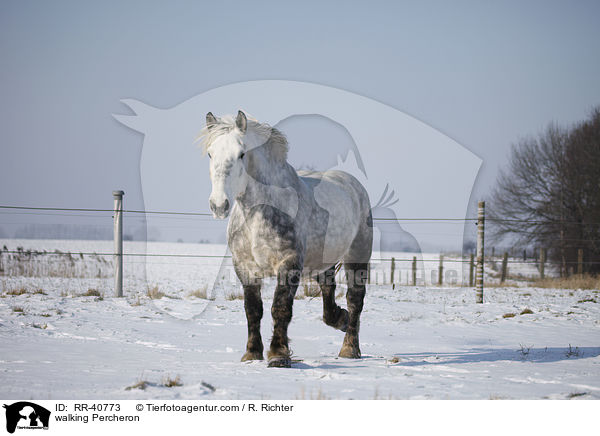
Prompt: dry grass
<box><xmin>533</xmin><ymin>274</ymin><xmax>600</xmax><ymax>290</ymax></box>
<box><xmin>12</xmin><ymin>306</ymin><xmax>24</xmax><ymax>313</ymax></box>
<box><xmin>125</xmin><ymin>380</ymin><xmax>148</xmax><ymax>391</ymax></box>
<box><xmin>80</xmin><ymin>288</ymin><xmax>102</xmax><ymax>297</ymax></box>
<box><xmin>520</xmin><ymin>308</ymin><xmax>534</xmax><ymax>315</ymax></box>
<box><xmin>146</xmin><ymin>285</ymin><xmax>165</xmax><ymax>300</ymax></box>
<box><xmin>188</xmin><ymin>286</ymin><xmax>214</xmax><ymax>300</ymax></box>
<box><xmin>0</xmin><ymin>248</ymin><xmax>111</xmax><ymax>279</ymax></box>
<box><xmin>225</xmin><ymin>291</ymin><xmax>244</xmax><ymax>301</ymax></box>
<box><xmin>162</xmin><ymin>375</ymin><xmax>183</xmax><ymax>388</ymax></box>
<box><xmin>502</xmin><ymin>313</ymin><xmax>516</xmax><ymax>318</ymax></box>
<box><xmin>6</xmin><ymin>288</ymin><xmax>28</xmax><ymax>296</ymax></box>
<box><xmin>4</xmin><ymin>288</ymin><xmax>48</xmax><ymax>296</ymax></box>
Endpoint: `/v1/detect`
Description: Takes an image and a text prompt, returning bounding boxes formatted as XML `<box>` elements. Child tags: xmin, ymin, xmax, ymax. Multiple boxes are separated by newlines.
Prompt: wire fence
<box><xmin>1</xmin><ymin>203</ymin><xmax>598</xmax><ymax>287</ymax></box>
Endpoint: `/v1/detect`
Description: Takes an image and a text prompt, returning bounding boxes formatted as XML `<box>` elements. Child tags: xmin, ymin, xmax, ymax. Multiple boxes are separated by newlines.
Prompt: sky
<box><xmin>1</xmin><ymin>0</ymin><xmax>599</xmax><ymax>248</ymax></box>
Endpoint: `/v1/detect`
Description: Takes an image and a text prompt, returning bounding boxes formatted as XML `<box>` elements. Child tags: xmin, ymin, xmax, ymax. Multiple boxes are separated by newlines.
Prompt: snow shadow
<box><xmin>391</xmin><ymin>347</ymin><xmax>600</xmax><ymax>366</ymax></box>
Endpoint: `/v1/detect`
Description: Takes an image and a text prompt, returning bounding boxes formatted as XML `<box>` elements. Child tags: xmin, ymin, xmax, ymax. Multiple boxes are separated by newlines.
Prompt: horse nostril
<box><xmin>210</xmin><ymin>199</ymin><xmax>230</xmax><ymax>217</ymax></box>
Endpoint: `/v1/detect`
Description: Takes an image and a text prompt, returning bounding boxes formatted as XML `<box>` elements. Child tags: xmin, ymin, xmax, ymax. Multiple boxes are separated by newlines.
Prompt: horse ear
<box><xmin>206</xmin><ymin>112</ymin><xmax>218</xmax><ymax>129</ymax></box>
<box><xmin>236</xmin><ymin>110</ymin><xmax>247</xmax><ymax>133</ymax></box>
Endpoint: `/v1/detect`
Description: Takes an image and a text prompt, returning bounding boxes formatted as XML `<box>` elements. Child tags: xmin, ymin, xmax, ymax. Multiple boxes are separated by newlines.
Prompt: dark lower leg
<box><xmin>317</xmin><ymin>266</ymin><xmax>348</xmax><ymax>331</ymax></box>
<box><xmin>241</xmin><ymin>284</ymin><xmax>264</xmax><ymax>361</ymax></box>
<box><xmin>340</xmin><ymin>263</ymin><xmax>367</xmax><ymax>358</ymax></box>
<box><xmin>268</xmin><ymin>268</ymin><xmax>301</xmax><ymax>367</ymax></box>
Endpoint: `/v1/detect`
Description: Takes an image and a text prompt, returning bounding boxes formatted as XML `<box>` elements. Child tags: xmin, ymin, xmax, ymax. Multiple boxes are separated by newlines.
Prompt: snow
<box><xmin>1</xmin><ymin>239</ymin><xmax>599</xmax><ymax>399</ymax></box>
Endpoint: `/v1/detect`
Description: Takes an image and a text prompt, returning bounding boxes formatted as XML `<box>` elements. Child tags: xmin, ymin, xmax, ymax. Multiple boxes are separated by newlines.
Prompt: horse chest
<box><xmin>229</xmin><ymin>205</ymin><xmax>305</xmax><ymax>275</ymax></box>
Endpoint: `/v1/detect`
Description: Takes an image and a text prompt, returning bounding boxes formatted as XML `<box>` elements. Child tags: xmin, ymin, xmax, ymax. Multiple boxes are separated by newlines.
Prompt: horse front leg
<box><xmin>241</xmin><ymin>282</ymin><xmax>264</xmax><ymax>361</ymax></box>
<box><xmin>268</xmin><ymin>260</ymin><xmax>302</xmax><ymax>368</ymax></box>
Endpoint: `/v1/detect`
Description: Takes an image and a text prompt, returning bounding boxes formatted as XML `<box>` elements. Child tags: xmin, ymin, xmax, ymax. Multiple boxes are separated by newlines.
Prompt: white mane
<box><xmin>197</xmin><ymin>114</ymin><xmax>289</xmax><ymax>162</ymax></box>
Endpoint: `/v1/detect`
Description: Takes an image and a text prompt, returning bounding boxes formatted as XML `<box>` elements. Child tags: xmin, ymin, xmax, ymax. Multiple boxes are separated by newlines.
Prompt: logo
<box><xmin>3</xmin><ymin>402</ymin><xmax>50</xmax><ymax>434</ymax></box>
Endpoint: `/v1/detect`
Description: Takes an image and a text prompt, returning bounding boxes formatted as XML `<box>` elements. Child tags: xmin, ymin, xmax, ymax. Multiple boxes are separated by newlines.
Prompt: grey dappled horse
<box><xmin>200</xmin><ymin>111</ymin><xmax>373</xmax><ymax>367</ymax></box>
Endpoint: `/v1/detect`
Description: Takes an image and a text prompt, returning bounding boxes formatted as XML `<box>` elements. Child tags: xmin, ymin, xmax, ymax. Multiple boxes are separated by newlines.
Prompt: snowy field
<box><xmin>1</xmin><ymin>239</ymin><xmax>599</xmax><ymax>400</ymax></box>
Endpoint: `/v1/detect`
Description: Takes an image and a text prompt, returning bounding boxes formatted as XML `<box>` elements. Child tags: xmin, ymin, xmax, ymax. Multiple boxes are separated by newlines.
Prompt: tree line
<box><xmin>490</xmin><ymin>107</ymin><xmax>600</xmax><ymax>275</ymax></box>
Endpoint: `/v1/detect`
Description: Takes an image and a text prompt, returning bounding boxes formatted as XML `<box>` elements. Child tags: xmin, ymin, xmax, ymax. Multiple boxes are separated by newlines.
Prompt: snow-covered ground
<box><xmin>1</xmin><ymin>239</ymin><xmax>599</xmax><ymax>399</ymax></box>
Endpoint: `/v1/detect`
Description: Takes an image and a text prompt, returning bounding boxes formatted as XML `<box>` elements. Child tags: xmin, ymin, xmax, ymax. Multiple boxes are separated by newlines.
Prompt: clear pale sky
<box><xmin>1</xmin><ymin>0</ymin><xmax>599</xmax><ymax>246</ymax></box>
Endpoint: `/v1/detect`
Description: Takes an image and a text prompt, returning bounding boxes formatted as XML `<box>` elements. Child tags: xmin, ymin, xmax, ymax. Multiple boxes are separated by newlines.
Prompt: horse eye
<box><xmin>207</xmin><ymin>152</ymin><xmax>212</xmax><ymax>159</ymax></box>
<box><xmin>239</xmin><ymin>152</ymin><xmax>245</xmax><ymax>159</ymax></box>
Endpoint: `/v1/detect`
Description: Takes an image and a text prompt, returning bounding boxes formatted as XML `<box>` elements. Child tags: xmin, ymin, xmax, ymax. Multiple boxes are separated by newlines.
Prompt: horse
<box><xmin>200</xmin><ymin>110</ymin><xmax>373</xmax><ymax>367</ymax></box>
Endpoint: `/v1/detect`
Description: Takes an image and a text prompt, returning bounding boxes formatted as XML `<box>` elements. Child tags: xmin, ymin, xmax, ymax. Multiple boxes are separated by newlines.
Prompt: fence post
<box><xmin>113</xmin><ymin>190</ymin><xmax>124</xmax><ymax>297</ymax></box>
<box><xmin>476</xmin><ymin>201</ymin><xmax>485</xmax><ymax>303</ymax></box>
<box><xmin>367</xmin><ymin>263</ymin><xmax>371</xmax><ymax>284</ymax></box>
<box><xmin>577</xmin><ymin>248</ymin><xmax>583</xmax><ymax>276</ymax></box>
<box><xmin>500</xmin><ymin>252</ymin><xmax>508</xmax><ymax>284</ymax></box>
<box><xmin>412</xmin><ymin>256</ymin><xmax>417</xmax><ymax>286</ymax></box>
<box><xmin>438</xmin><ymin>254</ymin><xmax>444</xmax><ymax>285</ymax></box>
<box><xmin>523</xmin><ymin>249</ymin><xmax>527</xmax><ymax>261</ymax></box>
<box><xmin>390</xmin><ymin>257</ymin><xmax>395</xmax><ymax>286</ymax></box>
<box><xmin>539</xmin><ymin>247</ymin><xmax>546</xmax><ymax>279</ymax></box>
<box><xmin>469</xmin><ymin>253</ymin><xmax>474</xmax><ymax>287</ymax></box>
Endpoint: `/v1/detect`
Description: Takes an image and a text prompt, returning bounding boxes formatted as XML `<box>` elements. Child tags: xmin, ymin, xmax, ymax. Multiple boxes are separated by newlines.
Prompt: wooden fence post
<box><xmin>469</xmin><ymin>253</ymin><xmax>474</xmax><ymax>287</ymax></box>
<box><xmin>476</xmin><ymin>201</ymin><xmax>485</xmax><ymax>303</ymax></box>
<box><xmin>500</xmin><ymin>252</ymin><xmax>508</xmax><ymax>284</ymax></box>
<box><xmin>523</xmin><ymin>249</ymin><xmax>527</xmax><ymax>261</ymax></box>
<box><xmin>113</xmin><ymin>190</ymin><xmax>124</xmax><ymax>297</ymax></box>
<box><xmin>390</xmin><ymin>257</ymin><xmax>395</xmax><ymax>286</ymax></box>
<box><xmin>438</xmin><ymin>254</ymin><xmax>444</xmax><ymax>285</ymax></box>
<box><xmin>539</xmin><ymin>247</ymin><xmax>546</xmax><ymax>279</ymax></box>
<box><xmin>577</xmin><ymin>249</ymin><xmax>584</xmax><ymax>276</ymax></box>
<box><xmin>412</xmin><ymin>256</ymin><xmax>417</xmax><ymax>286</ymax></box>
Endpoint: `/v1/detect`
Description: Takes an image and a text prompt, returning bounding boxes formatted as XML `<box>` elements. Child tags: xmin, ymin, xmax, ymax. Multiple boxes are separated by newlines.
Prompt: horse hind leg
<box><xmin>316</xmin><ymin>265</ymin><xmax>348</xmax><ymax>332</ymax></box>
<box><xmin>339</xmin><ymin>262</ymin><xmax>368</xmax><ymax>358</ymax></box>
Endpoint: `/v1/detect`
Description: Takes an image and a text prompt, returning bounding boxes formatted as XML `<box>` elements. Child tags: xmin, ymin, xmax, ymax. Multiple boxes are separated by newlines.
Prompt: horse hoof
<box><xmin>338</xmin><ymin>346</ymin><xmax>361</xmax><ymax>359</ymax></box>
<box><xmin>241</xmin><ymin>351</ymin><xmax>264</xmax><ymax>361</ymax></box>
<box><xmin>267</xmin><ymin>357</ymin><xmax>292</xmax><ymax>368</ymax></box>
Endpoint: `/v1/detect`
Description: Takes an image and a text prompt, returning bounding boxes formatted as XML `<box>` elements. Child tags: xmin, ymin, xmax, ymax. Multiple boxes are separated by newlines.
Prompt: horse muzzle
<box><xmin>209</xmin><ymin>198</ymin><xmax>230</xmax><ymax>219</ymax></box>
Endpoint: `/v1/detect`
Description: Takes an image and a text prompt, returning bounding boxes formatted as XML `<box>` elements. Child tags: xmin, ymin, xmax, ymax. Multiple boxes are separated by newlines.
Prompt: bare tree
<box><xmin>489</xmin><ymin>108</ymin><xmax>600</xmax><ymax>274</ymax></box>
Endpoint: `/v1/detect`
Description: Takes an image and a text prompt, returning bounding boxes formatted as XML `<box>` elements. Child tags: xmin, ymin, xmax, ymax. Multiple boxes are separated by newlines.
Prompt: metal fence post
<box><xmin>113</xmin><ymin>190</ymin><xmax>124</xmax><ymax>297</ymax></box>
<box><xmin>438</xmin><ymin>254</ymin><xmax>444</xmax><ymax>285</ymax></box>
<box><xmin>476</xmin><ymin>201</ymin><xmax>485</xmax><ymax>303</ymax></box>
<box><xmin>469</xmin><ymin>253</ymin><xmax>474</xmax><ymax>287</ymax></box>
<box><xmin>500</xmin><ymin>252</ymin><xmax>508</xmax><ymax>284</ymax></box>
